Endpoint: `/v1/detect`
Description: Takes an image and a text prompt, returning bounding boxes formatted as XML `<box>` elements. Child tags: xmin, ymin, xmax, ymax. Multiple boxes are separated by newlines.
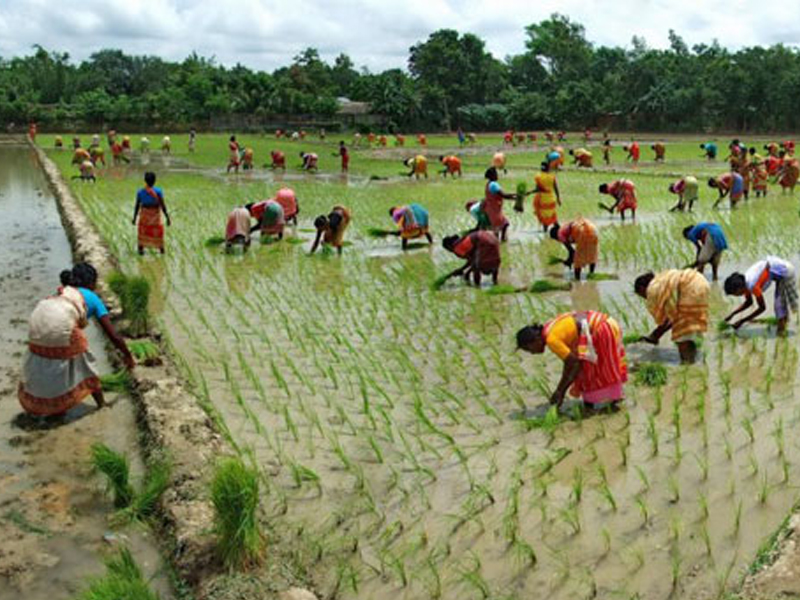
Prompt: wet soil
<box><xmin>0</xmin><ymin>142</ymin><xmax>172</xmax><ymax>599</ymax></box>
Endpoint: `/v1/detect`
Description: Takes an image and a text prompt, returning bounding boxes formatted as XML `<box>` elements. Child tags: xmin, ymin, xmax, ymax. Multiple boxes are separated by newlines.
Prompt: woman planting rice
<box><xmin>441</xmin><ymin>230</ymin><xmax>501</xmax><ymax>286</ymax></box>
<box><xmin>18</xmin><ymin>263</ymin><xmax>134</xmax><ymax>417</ymax></box>
<box><xmin>132</xmin><ymin>172</ymin><xmax>171</xmax><ymax>255</ymax></box>
<box><xmin>700</xmin><ymin>142</ymin><xmax>717</xmax><ymax>160</ymax></box>
<box><xmin>404</xmin><ymin>155</ymin><xmax>428</xmax><ymax>179</ymax></box>
<box><xmin>634</xmin><ymin>269</ymin><xmax>710</xmax><ymax>364</ymax></box>
<box><xmin>625</xmin><ymin>141</ymin><xmax>640</xmax><ymax>164</ymax></box>
<box><xmin>652</xmin><ymin>142</ymin><xmax>666</xmax><ymax>161</ymax></box>
<box><xmin>724</xmin><ymin>256</ymin><xmax>797</xmax><ymax>335</ymax></box>
<box><xmin>709</xmin><ymin>171</ymin><xmax>744</xmax><ymax>208</ymax></box>
<box><xmin>439</xmin><ymin>155</ymin><xmax>462</xmax><ymax>178</ymax></box>
<box><xmin>515</xmin><ymin>312</ymin><xmax>627</xmax><ymax>410</ymax></box>
<box><xmin>532</xmin><ymin>161</ymin><xmax>561</xmax><ymax>231</ymax></box>
<box><xmin>247</xmin><ymin>199</ymin><xmax>285</xmax><ymax>241</ymax></box>
<box><xmin>668</xmin><ymin>175</ymin><xmax>699</xmax><ymax>212</ymax></box>
<box><xmin>311</xmin><ymin>206</ymin><xmax>351</xmax><ymax>255</ymax></box>
<box><xmin>225</xmin><ymin>207</ymin><xmax>252</xmax><ymax>251</ymax></box>
<box><xmin>549</xmin><ymin>218</ymin><xmax>598</xmax><ymax>280</ymax></box>
<box><xmin>300</xmin><ymin>152</ymin><xmax>319</xmax><ymax>172</ymax></box>
<box><xmin>389</xmin><ymin>204</ymin><xmax>433</xmax><ymax>250</ymax></box>
<box><xmin>777</xmin><ymin>152</ymin><xmax>800</xmax><ymax>193</ymax></box>
<box><xmin>570</xmin><ymin>148</ymin><xmax>593</xmax><ymax>168</ymax></box>
<box><xmin>598</xmin><ymin>179</ymin><xmax>637</xmax><ymax>221</ymax></box>
<box><xmin>683</xmin><ymin>222</ymin><xmax>728</xmax><ymax>281</ymax></box>
<box><xmin>269</xmin><ymin>150</ymin><xmax>286</xmax><ymax>170</ymax></box>
<box><xmin>483</xmin><ymin>167</ymin><xmax>516</xmax><ymax>241</ymax></box>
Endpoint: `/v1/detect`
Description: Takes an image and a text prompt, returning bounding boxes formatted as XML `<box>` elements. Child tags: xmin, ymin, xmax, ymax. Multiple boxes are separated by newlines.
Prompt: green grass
<box><xmin>128</xmin><ymin>340</ymin><xmax>159</xmax><ymax>362</ymax></box>
<box><xmin>211</xmin><ymin>457</ymin><xmax>264</xmax><ymax>570</ymax></box>
<box><xmin>100</xmin><ymin>371</ymin><xmax>135</xmax><ymax>393</ymax></box>
<box><xmin>106</xmin><ymin>271</ymin><xmax>150</xmax><ymax>337</ymax></box>
<box><xmin>634</xmin><ymin>363</ymin><xmax>669</xmax><ymax>387</ymax></box>
<box><xmin>74</xmin><ymin>547</ymin><xmax>160</xmax><ymax>600</ymax></box>
<box><xmin>529</xmin><ymin>280</ymin><xmax>571</xmax><ymax>294</ymax></box>
<box><xmin>91</xmin><ymin>443</ymin><xmax>135</xmax><ymax>509</ymax></box>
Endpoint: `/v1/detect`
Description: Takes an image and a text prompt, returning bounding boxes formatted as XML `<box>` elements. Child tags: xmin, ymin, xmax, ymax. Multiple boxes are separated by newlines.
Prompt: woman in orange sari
<box><xmin>132</xmin><ymin>172</ymin><xmax>171</xmax><ymax>255</ymax></box>
<box><xmin>778</xmin><ymin>152</ymin><xmax>800</xmax><ymax>193</ymax></box>
<box><xmin>550</xmin><ymin>218</ymin><xmax>598</xmax><ymax>280</ymax></box>
<box><xmin>516</xmin><ymin>312</ymin><xmax>627</xmax><ymax>409</ymax></box>
<box><xmin>532</xmin><ymin>161</ymin><xmax>560</xmax><ymax>231</ymax></box>
<box><xmin>634</xmin><ymin>269</ymin><xmax>710</xmax><ymax>364</ymax></box>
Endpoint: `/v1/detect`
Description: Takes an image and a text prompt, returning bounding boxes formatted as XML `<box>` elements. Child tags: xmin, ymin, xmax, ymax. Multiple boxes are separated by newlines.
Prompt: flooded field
<box><xmin>0</xmin><ymin>142</ymin><xmax>171</xmax><ymax>600</ymax></box>
<box><xmin>41</xmin><ymin>133</ymin><xmax>800</xmax><ymax>599</ymax></box>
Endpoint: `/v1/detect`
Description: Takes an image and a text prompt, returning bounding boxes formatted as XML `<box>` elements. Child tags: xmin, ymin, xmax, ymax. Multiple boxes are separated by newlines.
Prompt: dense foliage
<box><xmin>4</xmin><ymin>14</ymin><xmax>800</xmax><ymax>132</ymax></box>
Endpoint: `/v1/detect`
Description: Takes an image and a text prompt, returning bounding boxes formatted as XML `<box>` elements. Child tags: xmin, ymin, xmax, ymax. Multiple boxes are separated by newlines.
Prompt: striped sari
<box><xmin>646</xmin><ymin>269</ymin><xmax>710</xmax><ymax>342</ymax></box>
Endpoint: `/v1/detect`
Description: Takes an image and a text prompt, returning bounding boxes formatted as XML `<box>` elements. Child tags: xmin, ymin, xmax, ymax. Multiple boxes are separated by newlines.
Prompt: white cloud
<box><xmin>0</xmin><ymin>0</ymin><xmax>799</xmax><ymax>70</ymax></box>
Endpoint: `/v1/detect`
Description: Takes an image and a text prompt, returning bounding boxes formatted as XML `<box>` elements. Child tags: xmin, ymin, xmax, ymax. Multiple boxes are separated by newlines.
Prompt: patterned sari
<box><xmin>646</xmin><ymin>269</ymin><xmax>710</xmax><ymax>342</ymax></box>
<box><xmin>559</xmin><ymin>218</ymin><xmax>598</xmax><ymax>269</ymax></box>
<box><xmin>533</xmin><ymin>172</ymin><xmax>558</xmax><ymax>227</ymax></box>
<box><xmin>137</xmin><ymin>187</ymin><xmax>164</xmax><ymax>249</ymax></box>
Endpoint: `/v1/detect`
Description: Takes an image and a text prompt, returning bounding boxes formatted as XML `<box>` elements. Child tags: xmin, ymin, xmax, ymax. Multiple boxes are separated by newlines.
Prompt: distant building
<box><xmin>337</xmin><ymin>98</ymin><xmax>384</xmax><ymax>128</ymax></box>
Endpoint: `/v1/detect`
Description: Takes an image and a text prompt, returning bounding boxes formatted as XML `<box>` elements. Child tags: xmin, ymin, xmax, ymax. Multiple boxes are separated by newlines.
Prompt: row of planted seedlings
<box><xmin>56</xmin><ymin>148</ymin><xmax>800</xmax><ymax>599</ymax></box>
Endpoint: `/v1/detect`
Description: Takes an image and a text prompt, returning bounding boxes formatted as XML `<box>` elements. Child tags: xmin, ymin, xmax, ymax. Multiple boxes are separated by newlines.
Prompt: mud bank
<box><xmin>30</xmin><ymin>142</ymin><xmax>228</xmax><ymax>587</ymax></box>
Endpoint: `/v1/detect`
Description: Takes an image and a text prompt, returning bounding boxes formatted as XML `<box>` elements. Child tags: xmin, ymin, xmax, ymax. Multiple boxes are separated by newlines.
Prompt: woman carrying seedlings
<box><xmin>272</xmin><ymin>187</ymin><xmax>299</xmax><ymax>225</ymax></box>
<box><xmin>532</xmin><ymin>161</ymin><xmax>561</xmax><ymax>231</ymax></box>
<box><xmin>682</xmin><ymin>222</ymin><xmax>727</xmax><ymax>281</ymax></box>
<box><xmin>389</xmin><ymin>204</ymin><xmax>433</xmax><ymax>249</ymax></box>
<box><xmin>441</xmin><ymin>230</ymin><xmax>501</xmax><ymax>286</ymax></box>
<box><xmin>132</xmin><ymin>172</ymin><xmax>171</xmax><ymax>256</ymax></box>
<box><xmin>723</xmin><ymin>257</ymin><xmax>797</xmax><ymax>335</ymax></box>
<box><xmin>668</xmin><ymin>175</ymin><xmax>699</xmax><ymax>212</ymax></box>
<box><xmin>515</xmin><ymin>312</ymin><xmax>628</xmax><ymax>409</ymax></box>
<box><xmin>247</xmin><ymin>199</ymin><xmax>285</xmax><ymax>241</ymax></box>
<box><xmin>598</xmin><ymin>179</ymin><xmax>637</xmax><ymax>220</ymax></box>
<box><xmin>225</xmin><ymin>207</ymin><xmax>252</xmax><ymax>251</ymax></box>
<box><xmin>310</xmin><ymin>206</ymin><xmax>351</xmax><ymax>255</ymax></box>
<box><xmin>439</xmin><ymin>155</ymin><xmax>462</xmax><ymax>178</ymax></box>
<box><xmin>709</xmin><ymin>171</ymin><xmax>744</xmax><ymax>208</ymax></box>
<box><xmin>18</xmin><ymin>263</ymin><xmax>134</xmax><ymax>417</ymax></box>
<box><xmin>483</xmin><ymin>167</ymin><xmax>516</xmax><ymax>241</ymax></box>
<box><xmin>634</xmin><ymin>269</ymin><xmax>710</xmax><ymax>364</ymax></box>
<box><xmin>570</xmin><ymin>148</ymin><xmax>593</xmax><ymax>168</ymax></box>
<box><xmin>549</xmin><ymin>218</ymin><xmax>598</xmax><ymax>280</ymax></box>
<box><xmin>405</xmin><ymin>155</ymin><xmax>428</xmax><ymax>179</ymax></box>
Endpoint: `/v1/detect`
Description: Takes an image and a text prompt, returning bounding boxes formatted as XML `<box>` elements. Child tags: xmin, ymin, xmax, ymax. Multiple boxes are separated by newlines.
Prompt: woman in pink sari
<box><xmin>482</xmin><ymin>167</ymin><xmax>517</xmax><ymax>241</ymax></box>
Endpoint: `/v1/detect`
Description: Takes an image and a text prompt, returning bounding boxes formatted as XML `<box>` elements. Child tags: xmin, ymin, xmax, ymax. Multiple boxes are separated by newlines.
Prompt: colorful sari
<box><xmin>780</xmin><ymin>158</ymin><xmax>800</xmax><ymax>190</ymax></box>
<box><xmin>137</xmin><ymin>187</ymin><xmax>165</xmax><ymax>250</ymax></box>
<box><xmin>259</xmin><ymin>200</ymin><xmax>285</xmax><ymax>236</ymax></box>
<box><xmin>608</xmin><ymin>179</ymin><xmax>637</xmax><ymax>211</ymax></box>
<box><xmin>18</xmin><ymin>287</ymin><xmax>101</xmax><ymax>416</ymax></box>
<box><xmin>543</xmin><ymin>311</ymin><xmax>628</xmax><ymax>404</ymax></box>
<box><xmin>393</xmin><ymin>204</ymin><xmax>429</xmax><ymax>239</ymax></box>
<box><xmin>559</xmin><ymin>218</ymin><xmax>598</xmax><ymax>269</ymax></box>
<box><xmin>533</xmin><ymin>172</ymin><xmax>558</xmax><ymax>227</ymax></box>
<box><xmin>274</xmin><ymin>188</ymin><xmax>298</xmax><ymax>221</ymax></box>
<box><xmin>323</xmin><ymin>206</ymin><xmax>351</xmax><ymax>247</ymax></box>
<box><xmin>453</xmin><ymin>231</ymin><xmax>501</xmax><ymax>273</ymax></box>
<box><xmin>484</xmin><ymin>182</ymin><xmax>508</xmax><ymax>230</ymax></box>
<box><xmin>646</xmin><ymin>269</ymin><xmax>710</xmax><ymax>342</ymax></box>
<box><xmin>225</xmin><ymin>207</ymin><xmax>252</xmax><ymax>244</ymax></box>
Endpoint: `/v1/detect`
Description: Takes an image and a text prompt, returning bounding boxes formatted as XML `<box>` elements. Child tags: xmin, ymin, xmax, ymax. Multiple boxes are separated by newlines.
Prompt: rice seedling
<box><xmin>634</xmin><ymin>363</ymin><xmax>668</xmax><ymax>387</ymax></box>
<box><xmin>99</xmin><ymin>370</ymin><xmax>135</xmax><ymax>393</ymax></box>
<box><xmin>91</xmin><ymin>443</ymin><xmax>135</xmax><ymax>509</ymax></box>
<box><xmin>670</xmin><ymin>546</ymin><xmax>682</xmax><ymax>591</ymax></box>
<box><xmin>646</xmin><ymin>414</ymin><xmax>659</xmax><ymax>456</ymax></box>
<box><xmin>128</xmin><ymin>339</ymin><xmax>159</xmax><ymax>362</ymax></box>
<box><xmin>599</xmin><ymin>481</ymin><xmax>617</xmax><ymax>512</ymax></box>
<box><xmin>635</xmin><ymin>466</ymin><xmax>650</xmax><ymax>493</ymax></box>
<box><xmin>586</xmin><ymin>272</ymin><xmax>619</xmax><ymax>281</ymax></box>
<box><xmin>74</xmin><ymin>547</ymin><xmax>160</xmax><ymax>600</ymax></box>
<box><xmin>668</xmin><ymin>475</ymin><xmax>680</xmax><ymax>504</ymax></box>
<box><xmin>571</xmin><ymin>468</ymin><xmax>583</xmax><ymax>503</ymax></box>
<box><xmin>759</xmin><ymin>473</ymin><xmax>771</xmax><ymax>504</ymax></box>
<box><xmin>210</xmin><ymin>456</ymin><xmax>264</xmax><ymax>570</ymax></box>
<box><xmin>635</xmin><ymin>495</ymin><xmax>649</xmax><ymax>527</ymax></box>
<box><xmin>529</xmin><ymin>279</ymin><xmax>571</xmax><ymax>293</ymax></box>
<box><xmin>204</xmin><ymin>235</ymin><xmax>226</xmax><ymax>247</ymax></box>
<box><xmin>116</xmin><ymin>456</ymin><xmax>171</xmax><ymax>524</ymax></box>
<box><xmin>546</xmin><ymin>254</ymin><xmax>565</xmax><ymax>266</ymax></box>
<box><xmin>106</xmin><ymin>271</ymin><xmax>151</xmax><ymax>337</ymax></box>
<box><xmin>741</xmin><ymin>417</ymin><xmax>755</xmax><ymax>444</ymax></box>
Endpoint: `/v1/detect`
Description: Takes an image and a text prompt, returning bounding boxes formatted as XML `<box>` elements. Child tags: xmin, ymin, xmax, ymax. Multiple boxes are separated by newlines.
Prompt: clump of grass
<box><xmin>128</xmin><ymin>340</ymin><xmax>159</xmax><ymax>362</ymax></box>
<box><xmin>91</xmin><ymin>443</ymin><xmax>135</xmax><ymax>509</ymax></box>
<box><xmin>107</xmin><ymin>271</ymin><xmax>150</xmax><ymax>337</ymax></box>
<box><xmin>717</xmin><ymin>320</ymin><xmax>733</xmax><ymax>332</ymax></box>
<box><xmin>211</xmin><ymin>457</ymin><xmax>265</xmax><ymax>570</ymax></box>
<box><xmin>634</xmin><ymin>363</ymin><xmax>668</xmax><ymax>387</ymax></box>
<box><xmin>623</xmin><ymin>333</ymin><xmax>642</xmax><ymax>345</ymax></box>
<box><xmin>522</xmin><ymin>406</ymin><xmax>561</xmax><ymax>433</ymax></box>
<box><xmin>529</xmin><ymin>280</ymin><xmax>571</xmax><ymax>294</ymax></box>
<box><xmin>547</xmin><ymin>254</ymin><xmax>565</xmax><ymax>266</ymax></box>
<box><xmin>74</xmin><ymin>547</ymin><xmax>160</xmax><ymax>600</ymax></box>
<box><xmin>586</xmin><ymin>272</ymin><xmax>619</xmax><ymax>281</ymax></box>
<box><xmin>117</xmin><ymin>458</ymin><xmax>171</xmax><ymax>524</ymax></box>
<box><xmin>485</xmin><ymin>284</ymin><xmax>519</xmax><ymax>295</ymax></box>
<box><xmin>204</xmin><ymin>235</ymin><xmax>226</xmax><ymax>247</ymax></box>
<box><xmin>100</xmin><ymin>370</ymin><xmax>135</xmax><ymax>392</ymax></box>
<box><xmin>366</xmin><ymin>227</ymin><xmax>397</xmax><ymax>238</ymax></box>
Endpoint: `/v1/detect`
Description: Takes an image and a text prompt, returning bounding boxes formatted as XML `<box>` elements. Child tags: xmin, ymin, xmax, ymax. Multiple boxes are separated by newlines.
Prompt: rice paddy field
<box><xmin>40</xmin><ymin>132</ymin><xmax>800</xmax><ymax>599</ymax></box>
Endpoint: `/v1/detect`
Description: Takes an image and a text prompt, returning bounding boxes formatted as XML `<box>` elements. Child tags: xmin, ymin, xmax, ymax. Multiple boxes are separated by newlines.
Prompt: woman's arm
<box><xmin>562</xmin><ymin>242</ymin><xmax>576</xmax><ymax>266</ymax></box>
<box><xmin>554</xmin><ymin>181</ymin><xmax>561</xmax><ymax>205</ymax></box>
<box><xmin>159</xmin><ymin>192</ymin><xmax>171</xmax><ymax>226</ymax></box>
<box><xmin>642</xmin><ymin>321</ymin><xmax>672</xmax><ymax>344</ymax></box>
<box><xmin>310</xmin><ymin>230</ymin><xmax>323</xmax><ymax>254</ymax></box>
<box><xmin>132</xmin><ymin>197</ymin><xmax>140</xmax><ymax>225</ymax></box>
<box><xmin>725</xmin><ymin>295</ymin><xmax>753</xmax><ymax>322</ymax></box>
<box><xmin>98</xmin><ymin>315</ymin><xmax>135</xmax><ymax>369</ymax></box>
<box><xmin>551</xmin><ymin>354</ymin><xmax>582</xmax><ymax>407</ymax></box>
<box><xmin>732</xmin><ymin>295</ymin><xmax>766</xmax><ymax>328</ymax></box>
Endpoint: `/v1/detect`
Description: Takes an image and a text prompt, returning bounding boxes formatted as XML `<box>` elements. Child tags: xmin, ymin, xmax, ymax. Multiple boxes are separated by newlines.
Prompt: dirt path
<box><xmin>0</xmin><ymin>140</ymin><xmax>171</xmax><ymax>599</ymax></box>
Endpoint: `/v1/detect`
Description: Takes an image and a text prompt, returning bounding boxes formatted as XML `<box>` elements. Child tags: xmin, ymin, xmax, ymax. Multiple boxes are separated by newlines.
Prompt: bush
<box><xmin>211</xmin><ymin>457</ymin><xmax>264</xmax><ymax>570</ymax></box>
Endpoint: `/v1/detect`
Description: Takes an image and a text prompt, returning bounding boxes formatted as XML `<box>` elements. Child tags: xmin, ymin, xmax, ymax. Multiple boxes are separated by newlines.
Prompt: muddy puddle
<box><xmin>0</xmin><ymin>143</ymin><xmax>171</xmax><ymax>600</ymax></box>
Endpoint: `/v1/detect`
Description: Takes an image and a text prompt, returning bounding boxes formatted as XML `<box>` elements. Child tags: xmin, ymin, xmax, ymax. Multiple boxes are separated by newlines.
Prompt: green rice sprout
<box><xmin>635</xmin><ymin>495</ymin><xmax>649</xmax><ymax>527</ymax></box>
<box><xmin>622</xmin><ymin>333</ymin><xmax>642</xmax><ymax>345</ymax></box>
<box><xmin>366</xmin><ymin>227</ymin><xmax>397</xmax><ymax>238</ymax></box>
<box><xmin>117</xmin><ymin>457</ymin><xmax>171</xmax><ymax>524</ymax></box>
<box><xmin>128</xmin><ymin>340</ymin><xmax>159</xmax><ymax>362</ymax></box>
<box><xmin>571</xmin><ymin>468</ymin><xmax>583</xmax><ymax>503</ymax></box>
<box><xmin>106</xmin><ymin>271</ymin><xmax>150</xmax><ymax>337</ymax></box>
<box><xmin>635</xmin><ymin>466</ymin><xmax>650</xmax><ymax>493</ymax></box>
<box><xmin>211</xmin><ymin>457</ymin><xmax>265</xmax><ymax>570</ymax></box>
<box><xmin>74</xmin><ymin>547</ymin><xmax>160</xmax><ymax>600</ymax></box>
<box><xmin>204</xmin><ymin>235</ymin><xmax>226</xmax><ymax>247</ymax></box>
<box><xmin>484</xmin><ymin>284</ymin><xmax>521</xmax><ymax>295</ymax></box>
<box><xmin>586</xmin><ymin>272</ymin><xmax>619</xmax><ymax>281</ymax></box>
<box><xmin>634</xmin><ymin>362</ymin><xmax>668</xmax><ymax>387</ymax></box>
<box><xmin>546</xmin><ymin>254</ymin><xmax>565</xmax><ymax>266</ymax></box>
<box><xmin>646</xmin><ymin>414</ymin><xmax>659</xmax><ymax>456</ymax></box>
<box><xmin>759</xmin><ymin>473</ymin><xmax>771</xmax><ymax>504</ymax></box>
<box><xmin>99</xmin><ymin>370</ymin><xmax>134</xmax><ymax>393</ymax></box>
<box><xmin>599</xmin><ymin>481</ymin><xmax>617</xmax><ymax>512</ymax></box>
<box><xmin>528</xmin><ymin>279</ymin><xmax>571</xmax><ymax>293</ymax></box>
<box><xmin>91</xmin><ymin>443</ymin><xmax>135</xmax><ymax>509</ymax></box>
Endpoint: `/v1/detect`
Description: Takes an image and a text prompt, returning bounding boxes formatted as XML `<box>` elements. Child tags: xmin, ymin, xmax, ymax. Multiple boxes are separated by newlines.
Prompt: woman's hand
<box><xmin>549</xmin><ymin>390</ymin><xmax>565</xmax><ymax>407</ymax></box>
<box><xmin>122</xmin><ymin>353</ymin><xmax>136</xmax><ymax>370</ymax></box>
<box><xmin>641</xmin><ymin>335</ymin><xmax>659</xmax><ymax>345</ymax></box>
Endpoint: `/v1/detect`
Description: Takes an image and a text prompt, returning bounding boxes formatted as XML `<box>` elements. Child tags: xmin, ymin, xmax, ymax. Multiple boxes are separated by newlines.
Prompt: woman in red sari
<box><xmin>132</xmin><ymin>172</ymin><xmax>171</xmax><ymax>255</ymax></box>
<box><xmin>483</xmin><ymin>167</ymin><xmax>517</xmax><ymax>241</ymax></box>
<box><xmin>516</xmin><ymin>312</ymin><xmax>627</xmax><ymax>409</ymax></box>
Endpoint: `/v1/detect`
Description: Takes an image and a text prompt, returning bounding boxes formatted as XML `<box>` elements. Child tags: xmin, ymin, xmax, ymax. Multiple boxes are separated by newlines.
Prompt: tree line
<box><xmin>3</xmin><ymin>14</ymin><xmax>800</xmax><ymax>132</ymax></box>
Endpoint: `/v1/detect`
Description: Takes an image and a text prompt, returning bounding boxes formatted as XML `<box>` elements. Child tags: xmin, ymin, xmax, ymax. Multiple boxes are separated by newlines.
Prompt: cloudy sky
<box><xmin>1</xmin><ymin>0</ymin><xmax>799</xmax><ymax>71</ymax></box>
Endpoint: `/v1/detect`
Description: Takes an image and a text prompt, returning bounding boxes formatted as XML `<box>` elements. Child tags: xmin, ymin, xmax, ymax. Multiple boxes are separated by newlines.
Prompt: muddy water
<box><xmin>0</xmin><ymin>143</ymin><xmax>171</xmax><ymax>599</ymax></box>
